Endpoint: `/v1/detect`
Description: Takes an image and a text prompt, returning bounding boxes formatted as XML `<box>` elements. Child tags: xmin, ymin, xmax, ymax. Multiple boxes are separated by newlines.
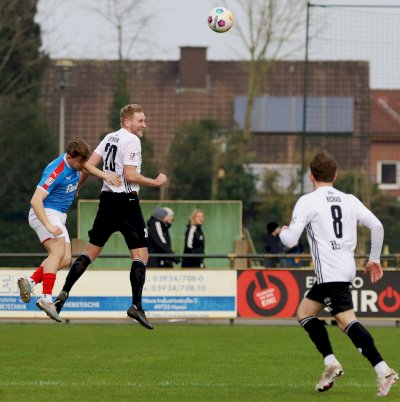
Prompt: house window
<box><xmin>248</xmin><ymin>163</ymin><xmax>313</xmax><ymax>194</ymax></box>
<box><xmin>234</xmin><ymin>96</ymin><xmax>354</xmax><ymax>133</ymax></box>
<box><xmin>377</xmin><ymin>161</ymin><xmax>400</xmax><ymax>189</ymax></box>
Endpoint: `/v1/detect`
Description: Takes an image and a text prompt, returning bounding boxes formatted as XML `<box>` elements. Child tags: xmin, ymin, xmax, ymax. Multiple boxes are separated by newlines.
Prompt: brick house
<box><xmin>370</xmin><ymin>90</ymin><xmax>400</xmax><ymax>197</ymax></box>
<box><xmin>42</xmin><ymin>47</ymin><xmax>379</xmax><ymax>193</ymax></box>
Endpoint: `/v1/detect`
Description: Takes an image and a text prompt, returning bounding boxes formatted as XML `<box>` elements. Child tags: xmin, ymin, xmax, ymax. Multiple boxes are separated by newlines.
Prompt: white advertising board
<box><xmin>0</xmin><ymin>269</ymin><xmax>237</xmax><ymax>319</ymax></box>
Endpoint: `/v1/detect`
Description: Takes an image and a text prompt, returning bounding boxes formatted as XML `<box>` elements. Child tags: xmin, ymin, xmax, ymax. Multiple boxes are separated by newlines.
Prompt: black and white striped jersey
<box><xmin>280</xmin><ymin>186</ymin><xmax>383</xmax><ymax>283</ymax></box>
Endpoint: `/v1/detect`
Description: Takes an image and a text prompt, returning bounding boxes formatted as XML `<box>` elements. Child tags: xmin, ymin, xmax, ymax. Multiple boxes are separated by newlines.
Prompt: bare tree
<box><xmin>85</xmin><ymin>0</ymin><xmax>156</xmax><ymax>60</ymax></box>
<box><xmin>228</xmin><ymin>0</ymin><xmax>307</xmax><ymax>143</ymax></box>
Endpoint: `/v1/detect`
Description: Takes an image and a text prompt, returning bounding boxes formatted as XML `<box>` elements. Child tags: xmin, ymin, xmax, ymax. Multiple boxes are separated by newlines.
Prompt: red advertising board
<box><xmin>237</xmin><ymin>270</ymin><xmax>400</xmax><ymax>319</ymax></box>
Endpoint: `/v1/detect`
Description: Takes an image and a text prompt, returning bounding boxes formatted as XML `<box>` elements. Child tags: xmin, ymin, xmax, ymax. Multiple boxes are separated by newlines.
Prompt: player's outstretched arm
<box><xmin>363</xmin><ymin>261</ymin><xmax>383</xmax><ymax>284</ymax></box>
<box><xmin>80</xmin><ymin>152</ymin><xmax>122</xmax><ymax>188</ymax></box>
<box><xmin>124</xmin><ymin>165</ymin><xmax>167</xmax><ymax>187</ymax></box>
<box><xmin>78</xmin><ymin>153</ymin><xmax>102</xmax><ymax>190</ymax></box>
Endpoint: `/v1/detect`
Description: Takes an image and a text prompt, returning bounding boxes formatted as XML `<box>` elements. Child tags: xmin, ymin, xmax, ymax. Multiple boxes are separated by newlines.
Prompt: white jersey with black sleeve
<box><xmin>94</xmin><ymin>128</ymin><xmax>142</xmax><ymax>193</ymax></box>
<box><xmin>280</xmin><ymin>186</ymin><xmax>384</xmax><ymax>284</ymax></box>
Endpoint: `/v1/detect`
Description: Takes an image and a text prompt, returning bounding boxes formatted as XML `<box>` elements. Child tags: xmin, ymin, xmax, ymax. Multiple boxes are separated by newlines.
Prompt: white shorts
<box><xmin>28</xmin><ymin>208</ymin><xmax>71</xmax><ymax>244</ymax></box>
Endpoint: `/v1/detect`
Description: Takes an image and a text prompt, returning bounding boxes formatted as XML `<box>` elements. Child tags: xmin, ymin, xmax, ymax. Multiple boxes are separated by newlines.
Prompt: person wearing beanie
<box><xmin>147</xmin><ymin>206</ymin><xmax>179</xmax><ymax>268</ymax></box>
<box><xmin>267</xmin><ymin>222</ymin><xmax>279</xmax><ymax>235</ymax></box>
<box><xmin>152</xmin><ymin>205</ymin><xmax>168</xmax><ymax>221</ymax></box>
<box><xmin>164</xmin><ymin>207</ymin><xmax>174</xmax><ymax>222</ymax></box>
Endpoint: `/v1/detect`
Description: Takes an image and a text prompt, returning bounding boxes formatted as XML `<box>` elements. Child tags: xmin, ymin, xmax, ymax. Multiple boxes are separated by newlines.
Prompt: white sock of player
<box><xmin>28</xmin><ymin>277</ymin><xmax>36</xmax><ymax>287</ymax></box>
<box><xmin>374</xmin><ymin>361</ymin><xmax>391</xmax><ymax>377</ymax></box>
<box><xmin>324</xmin><ymin>354</ymin><xmax>339</xmax><ymax>366</ymax></box>
<box><xmin>41</xmin><ymin>294</ymin><xmax>52</xmax><ymax>302</ymax></box>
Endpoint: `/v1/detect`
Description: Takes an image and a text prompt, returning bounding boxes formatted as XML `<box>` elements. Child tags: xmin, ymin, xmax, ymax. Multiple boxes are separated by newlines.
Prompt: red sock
<box><xmin>31</xmin><ymin>266</ymin><xmax>44</xmax><ymax>284</ymax></box>
<box><xmin>42</xmin><ymin>273</ymin><xmax>56</xmax><ymax>295</ymax></box>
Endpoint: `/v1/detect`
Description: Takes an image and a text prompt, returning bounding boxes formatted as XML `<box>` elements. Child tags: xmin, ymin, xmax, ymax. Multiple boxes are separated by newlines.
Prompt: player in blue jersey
<box><xmin>17</xmin><ymin>137</ymin><xmax>120</xmax><ymax>322</ymax></box>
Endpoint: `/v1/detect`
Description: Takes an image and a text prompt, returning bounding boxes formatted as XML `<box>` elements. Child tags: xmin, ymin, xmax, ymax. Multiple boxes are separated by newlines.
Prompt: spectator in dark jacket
<box><xmin>264</xmin><ymin>221</ymin><xmax>285</xmax><ymax>268</ymax></box>
<box><xmin>264</xmin><ymin>221</ymin><xmax>303</xmax><ymax>268</ymax></box>
<box><xmin>147</xmin><ymin>206</ymin><xmax>179</xmax><ymax>268</ymax></box>
<box><xmin>182</xmin><ymin>209</ymin><xmax>205</xmax><ymax>268</ymax></box>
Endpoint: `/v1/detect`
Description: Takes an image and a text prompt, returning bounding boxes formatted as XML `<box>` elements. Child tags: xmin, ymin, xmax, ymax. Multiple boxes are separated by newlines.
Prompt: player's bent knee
<box><xmin>59</xmin><ymin>256</ymin><xmax>72</xmax><ymax>269</ymax></box>
<box><xmin>334</xmin><ymin>318</ymin><xmax>348</xmax><ymax>331</ymax></box>
<box><xmin>296</xmin><ymin>309</ymin><xmax>305</xmax><ymax>322</ymax></box>
<box><xmin>296</xmin><ymin>301</ymin><xmax>312</xmax><ymax>321</ymax></box>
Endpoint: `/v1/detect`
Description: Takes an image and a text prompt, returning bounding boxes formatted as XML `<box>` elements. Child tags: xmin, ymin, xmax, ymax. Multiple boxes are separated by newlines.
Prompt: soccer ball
<box><xmin>207</xmin><ymin>7</ymin><xmax>234</xmax><ymax>33</ymax></box>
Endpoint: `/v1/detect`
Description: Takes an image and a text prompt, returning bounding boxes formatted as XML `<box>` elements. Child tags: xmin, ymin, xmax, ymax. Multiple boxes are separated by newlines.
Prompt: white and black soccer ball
<box><xmin>207</xmin><ymin>7</ymin><xmax>234</xmax><ymax>33</ymax></box>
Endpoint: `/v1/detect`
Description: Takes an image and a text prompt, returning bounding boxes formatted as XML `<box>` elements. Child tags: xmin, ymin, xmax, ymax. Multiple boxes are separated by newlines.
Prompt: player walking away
<box><xmin>280</xmin><ymin>151</ymin><xmax>398</xmax><ymax>397</ymax></box>
<box><xmin>53</xmin><ymin>104</ymin><xmax>167</xmax><ymax>330</ymax></box>
<box><xmin>17</xmin><ymin>138</ymin><xmax>120</xmax><ymax>322</ymax></box>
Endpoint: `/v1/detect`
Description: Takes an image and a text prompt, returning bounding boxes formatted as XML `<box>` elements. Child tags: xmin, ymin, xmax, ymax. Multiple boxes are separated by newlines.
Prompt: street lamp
<box><xmin>211</xmin><ymin>135</ymin><xmax>227</xmax><ymax>200</ymax></box>
<box><xmin>55</xmin><ymin>60</ymin><xmax>76</xmax><ymax>155</ymax></box>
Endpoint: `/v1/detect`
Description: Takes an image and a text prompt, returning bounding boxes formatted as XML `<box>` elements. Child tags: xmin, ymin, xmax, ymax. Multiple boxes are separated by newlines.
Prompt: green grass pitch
<box><xmin>0</xmin><ymin>323</ymin><xmax>398</xmax><ymax>401</ymax></box>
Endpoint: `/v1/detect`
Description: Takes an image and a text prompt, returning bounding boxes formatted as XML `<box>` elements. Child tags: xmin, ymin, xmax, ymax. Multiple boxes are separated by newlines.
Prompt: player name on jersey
<box><xmin>326</xmin><ymin>196</ymin><xmax>342</xmax><ymax>202</ymax></box>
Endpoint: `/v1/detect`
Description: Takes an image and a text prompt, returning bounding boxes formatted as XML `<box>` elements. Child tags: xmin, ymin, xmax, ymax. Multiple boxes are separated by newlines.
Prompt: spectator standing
<box><xmin>147</xmin><ymin>206</ymin><xmax>179</xmax><ymax>268</ymax></box>
<box><xmin>264</xmin><ymin>221</ymin><xmax>303</xmax><ymax>268</ymax></box>
<box><xmin>264</xmin><ymin>222</ymin><xmax>285</xmax><ymax>268</ymax></box>
<box><xmin>182</xmin><ymin>209</ymin><xmax>205</xmax><ymax>268</ymax></box>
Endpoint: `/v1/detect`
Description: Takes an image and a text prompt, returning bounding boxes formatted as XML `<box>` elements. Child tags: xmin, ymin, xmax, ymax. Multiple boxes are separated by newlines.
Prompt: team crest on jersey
<box><xmin>129</xmin><ymin>152</ymin><xmax>135</xmax><ymax>161</ymax></box>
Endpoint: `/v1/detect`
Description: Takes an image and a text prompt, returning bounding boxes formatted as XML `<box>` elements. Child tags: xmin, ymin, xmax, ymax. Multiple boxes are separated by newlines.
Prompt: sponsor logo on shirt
<box><xmin>330</xmin><ymin>240</ymin><xmax>352</xmax><ymax>251</ymax></box>
<box><xmin>66</xmin><ymin>183</ymin><xmax>78</xmax><ymax>193</ymax></box>
<box><xmin>330</xmin><ymin>240</ymin><xmax>341</xmax><ymax>250</ymax></box>
<box><xmin>129</xmin><ymin>152</ymin><xmax>136</xmax><ymax>161</ymax></box>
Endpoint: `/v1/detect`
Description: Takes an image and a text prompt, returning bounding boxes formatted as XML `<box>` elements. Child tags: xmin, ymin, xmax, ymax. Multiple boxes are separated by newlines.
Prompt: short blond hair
<box><xmin>120</xmin><ymin>104</ymin><xmax>143</xmax><ymax>124</ymax></box>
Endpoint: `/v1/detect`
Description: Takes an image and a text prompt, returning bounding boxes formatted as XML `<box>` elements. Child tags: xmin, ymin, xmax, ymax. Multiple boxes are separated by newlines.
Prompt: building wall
<box><xmin>42</xmin><ymin>49</ymin><xmax>370</xmax><ymax>172</ymax></box>
<box><xmin>370</xmin><ymin>90</ymin><xmax>400</xmax><ymax>197</ymax></box>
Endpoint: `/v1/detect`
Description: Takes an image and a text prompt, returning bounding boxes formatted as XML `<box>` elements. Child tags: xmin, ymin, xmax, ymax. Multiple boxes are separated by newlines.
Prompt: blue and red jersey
<box><xmin>36</xmin><ymin>154</ymin><xmax>80</xmax><ymax>213</ymax></box>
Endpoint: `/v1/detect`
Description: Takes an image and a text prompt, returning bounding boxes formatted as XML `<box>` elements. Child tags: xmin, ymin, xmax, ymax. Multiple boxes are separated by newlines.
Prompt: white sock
<box><xmin>324</xmin><ymin>354</ymin><xmax>339</xmax><ymax>366</ymax></box>
<box><xmin>28</xmin><ymin>277</ymin><xmax>36</xmax><ymax>287</ymax></box>
<box><xmin>41</xmin><ymin>294</ymin><xmax>52</xmax><ymax>302</ymax></box>
<box><xmin>374</xmin><ymin>361</ymin><xmax>391</xmax><ymax>377</ymax></box>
